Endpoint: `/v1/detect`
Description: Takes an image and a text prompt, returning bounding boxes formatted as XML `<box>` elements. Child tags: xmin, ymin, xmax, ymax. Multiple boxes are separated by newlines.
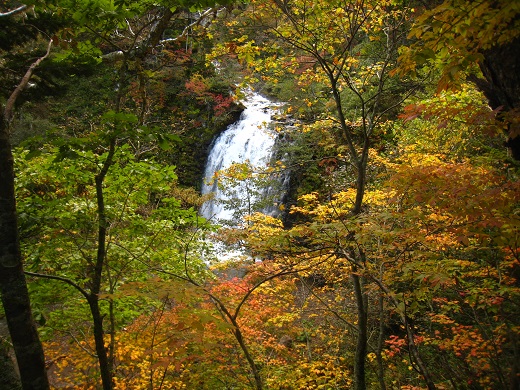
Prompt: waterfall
<box><xmin>200</xmin><ymin>92</ymin><xmax>279</xmax><ymax>224</ymax></box>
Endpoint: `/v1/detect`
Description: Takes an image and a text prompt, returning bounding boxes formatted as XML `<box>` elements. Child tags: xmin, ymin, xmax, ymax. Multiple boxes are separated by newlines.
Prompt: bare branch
<box><xmin>0</xmin><ymin>4</ymin><xmax>28</xmax><ymax>18</ymax></box>
<box><xmin>4</xmin><ymin>38</ymin><xmax>53</xmax><ymax>123</ymax></box>
<box><xmin>67</xmin><ymin>331</ymin><xmax>97</xmax><ymax>357</ymax></box>
<box><xmin>158</xmin><ymin>7</ymin><xmax>219</xmax><ymax>44</ymax></box>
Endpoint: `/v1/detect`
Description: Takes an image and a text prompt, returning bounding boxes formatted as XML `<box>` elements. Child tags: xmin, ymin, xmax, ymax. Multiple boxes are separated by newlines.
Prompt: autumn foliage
<box><xmin>2</xmin><ymin>0</ymin><xmax>520</xmax><ymax>389</ymax></box>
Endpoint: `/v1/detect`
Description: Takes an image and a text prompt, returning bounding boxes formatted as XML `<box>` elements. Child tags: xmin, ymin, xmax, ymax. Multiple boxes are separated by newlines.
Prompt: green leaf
<box><xmin>53</xmin><ymin>145</ymin><xmax>79</xmax><ymax>162</ymax></box>
<box><xmin>25</xmin><ymin>149</ymin><xmax>42</xmax><ymax>160</ymax></box>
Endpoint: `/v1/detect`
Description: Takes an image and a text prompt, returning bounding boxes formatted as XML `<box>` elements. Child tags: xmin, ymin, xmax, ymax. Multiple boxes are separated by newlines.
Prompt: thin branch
<box><xmin>232</xmin><ymin>266</ymin><xmax>302</xmax><ymax>320</ymax></box>
<box><xmin>0</xmin><ymin>4</ymin><xmax>28</xmax><ymax>17</ymax></box>
<box><xmin>299</xmin><ymin>275</ymin><xmax>359</xmax><ymax>334</ymax></box>
<box><xmin>68</xmin><ymin>330</ymin><xmax>97</xmax><ymax>357</ymax></box>
<box><xmin>159</xmin><ymin>7</ymin><xmax>218</xmax><ymax>45</ymax></box>
<box><xmin>24</xmin><ymin>271</ymin><xmax>90</xmax><ymax>300</ymax></box>
<box><xmin>4</xmin><ymin>39</ymin><xmax>53</xmax><ymax>123</ymax></box>
<box><xmin>103</xmin><ymin>7</ymin><xmax>220</xmax><ymax>64</ymax></box>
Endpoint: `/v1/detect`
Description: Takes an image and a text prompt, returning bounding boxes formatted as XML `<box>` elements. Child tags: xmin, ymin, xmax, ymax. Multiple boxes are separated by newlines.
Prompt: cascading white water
<box><xmin>200</xmin><ymin>92</ymin><xmax>278</xmax><ymax>224</ymax></box>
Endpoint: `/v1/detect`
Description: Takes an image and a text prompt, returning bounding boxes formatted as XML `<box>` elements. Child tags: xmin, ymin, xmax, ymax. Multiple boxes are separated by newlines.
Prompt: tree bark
<box><xmin>0</xmin><ymin>120</ymin><xmax>50</xmax><ymax>390</ymax></box>
<box><xmin>0</xmin><ymin>40</ymin><xmax>52</xmax><ymax>390</ymax></box>
<box><xmin>88</xmin><ymin>296</ymin><xmax>112</xmax><ymax>390</ymax></box>
<box><xmin>403</xmin><ymin>315</ymin><xmax>436</xmax><ymax>390</ymax></box>
<box><xmin>89</xmin><ymin>137</ymin><xmax>117</xmax><ymax>390</ymax></box>
<box><xmin>471</xmin><ymin>36</ymin><xmax>520</xmax><ymax>160</ymax></box>
<box><xmin>352</xmin><ymin>272</ymin><xmax>367</xmax><ymax>390</ymax></box>
<box><xmin>212</xmin><ymin>297</ymin><xmax>263</xmax><ymax>390</ymax></box>
<box><xmin>375</xmin><ymin>293</ymin><xmax>387</xmax><ymax>390</ymax></box>
<box><xmin>0</xmin><ymin>337</ymin><xmax>22</xmax><ymax>390</ymax></box>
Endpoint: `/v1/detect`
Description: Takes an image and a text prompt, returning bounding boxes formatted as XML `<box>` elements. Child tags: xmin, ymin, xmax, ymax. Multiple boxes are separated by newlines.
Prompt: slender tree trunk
<box><xmin>88</xmin><ymin>297</ymin><xmax>112</xmax><ymax>390</ymax></box>
<box><xmin>233</xmin><ymin>327</ymin><xmax>263</xmax><ymax>390</ymax></box>
<box><xmin>108</xmin><ymin>299</ymin><xmax>116</xmax><ymax>376</ymax></box>
<box><xmin>212</xmin><ymin>297</ymin><xmax>263</xmax><ymax>390</ymax></box>
<box><xmin>371</xmin><ymin>278</ymin><xmax>436</xmax><ymax>390</ymax></box>
<box><xmin>354</xmin><ymin>149</ymin><xmax>369</xmax><ymax>215</ymax></box>
<box><xmin>88</xmin><ymin>137</ymin><xmax>117</xmax><ymax>390</ymax></box>
<box><xmin>331</xmin><ymin>73</ymin><xmax>370</xmax><ymax>389</ymax></box>
<box><xmin>403</xmin><ymin>315</ymin><xmax>436</xmax><ymax>390</ymax></box>
<box><xmin>376</xmin><ymin>293</ymin><xmax>387</xmax><ymax>390</ymax></box>
<box><xmin>0</xmin><ymin>119</ymin><xmax>50</xmax><ymax>390</ymax></box>
<box><xmin>352</xmin><ymin>272</ymin><xmax>367</xmax><ymax>390</ymax></box>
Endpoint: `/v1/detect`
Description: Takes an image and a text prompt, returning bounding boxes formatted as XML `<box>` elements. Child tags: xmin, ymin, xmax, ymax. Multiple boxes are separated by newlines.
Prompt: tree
<box><xmin>378</xmin><ymin>147</ymin><xmax>520</xmax><ymax>388</ymax></box>
<box><xmin>205</xmin><ymin>161</ymin><xmax>284</xmax><ymax>227</ymax></box>
<box><xmin>225</xmin><ymin>1</ymin><xmax>419</xmax><ymax>388</ymax></box>
<box><xmin>2</xmin><ymin>1</ymin><xmax>230</xmax><ymax>388</ymax></box>
<box><xmin>19</xmin><ymin>144</ymin><xmax>210</xmax><ymax>388</ymax></box>
<box><xmin>399</xmin><ymin>0</ymin><xmax>520</xmax><ymax>159</ymax></box>
<box><xmin>0</xmin><ymin>4</ymin><xmax>54</xmax><ymax>388</ymax></box>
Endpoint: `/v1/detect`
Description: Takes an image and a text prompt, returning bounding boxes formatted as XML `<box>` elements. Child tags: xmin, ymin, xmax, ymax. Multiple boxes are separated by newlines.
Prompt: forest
<box><xmin>1</xmin><ymin>0</ymin><xmax>519</xmax><ymax>389</ymax></box>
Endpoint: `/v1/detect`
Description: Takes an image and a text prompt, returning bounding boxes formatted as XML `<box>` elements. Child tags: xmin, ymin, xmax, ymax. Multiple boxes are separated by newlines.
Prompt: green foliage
<box><xmin>14</xmin><ymin>50</ymin><xmax>241</xmax><ymax>187</ymax></box>
<box><xmin>16</xmin><ymin>144</ymin><xmax>210</xmax><ymax>345</ymax></box>
<box><xmin>396</xmin><ymin>83</ymin><xmax>507</xmax><ymax>162</ymax></box>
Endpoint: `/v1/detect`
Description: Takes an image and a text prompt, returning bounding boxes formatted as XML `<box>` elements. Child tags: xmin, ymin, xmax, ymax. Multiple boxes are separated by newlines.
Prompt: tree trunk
<box><xmin>213</xmin><ymin>297</ymin><xmax>263</xmax><ymax>390</ymax></box>
<box><xmin>88</xmin><ymin>137</ymin><xmax>117</xmax><ymax>390</ymax></box>
<box><xmin>0</xmin><ymin>118</ymin><xmax>50</xmax><ymax>390</ymax></box>
<box><xmin>375</xmin><ymin>293</ymin><xmax>387</xmax><ymax>390</ymax></box>
<box><xmin>352</xmin><ymin>272</ymin><xmax>367</xmax><ymax>390</ymax></box>
<box><xmin>471</xmin><ymin>36</ymin><xmax>520</xmax><ymax>159</ymax></box>
<box><xmin>403</xmin><ymin>315</ymin><xmax>436</xmax><ymax>390</ymax></box>
<box><xmin>354</xmin><ymin>146</ymin><xmax>369</xmax><ymax>215</ymax></box>
<box><xmin>233</xmin><ymin>327</ymin><xmax>263</xmax><ymax>390</ymax></box>
<box><xmin>0</xmin><ymin>338</ymin><xmax>22</xmax><ymax>390</ymax></box>
<box><xmin>88</xmin><ymin>296</ymin><xmax>112</xmax><ymax>390</ymax></box>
